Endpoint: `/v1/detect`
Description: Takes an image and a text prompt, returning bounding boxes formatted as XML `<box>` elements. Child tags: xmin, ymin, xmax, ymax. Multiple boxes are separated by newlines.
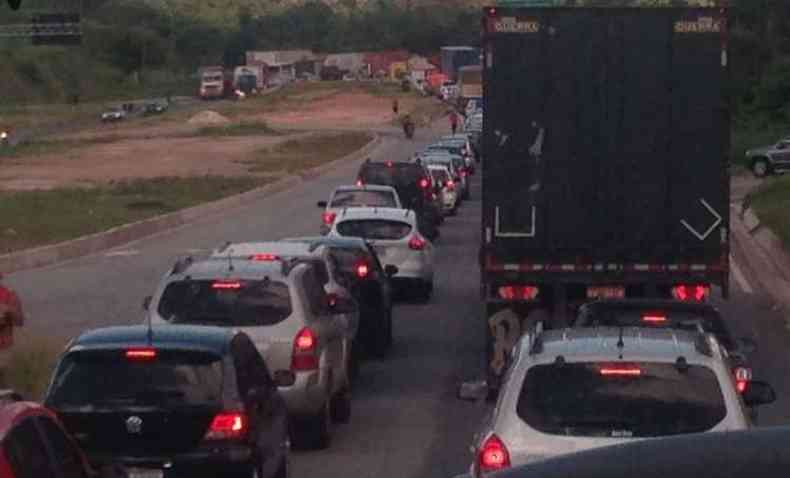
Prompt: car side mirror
<box><xmin>743</xmin><ymin>381</ymin><xmax>776</xmax><ymax>407</ymax></box>
<box><xmin>736</xmin><ymin>337</ymin><xmax>757</xmax><ymax>355</ymax></box>
<box><xmin>317</xmin><ymin>201</ymin><xmax>328</xmax><ymax>208</ymax></box>
<box><xmin>384</xmin><ymin>265</ymin><xmax>399</xmax><ymax>277</ymax></box>
<box><xmin>142</xmin><ymin>296</ymin><xmax>152</xmax><ymax>311</ymax></box>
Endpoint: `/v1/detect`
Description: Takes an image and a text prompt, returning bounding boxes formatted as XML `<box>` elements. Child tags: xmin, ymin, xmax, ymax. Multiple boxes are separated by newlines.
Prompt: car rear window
<box><xmin>336</xmin><ymin>219</ymin><xmax>412</xmax><ymax>240</ymax></box>
<box><xmin>578</xmin><ymin>308</ymin><xmax>733</xmax><ymax>350</ymax></box>
<box><xmin>330</xmin><ymin>190</ymin><xmax>396</xmax><ymax>208</ymax></box>
<box><xmin>48</xmin><ymin>350</ymin><xmax>223</xmax><ymax>408</ymax></box>
<box><xmin>429</xmin><ymin>168</ymin><xmax>450</xmax><ymax>183</ymax></box>
<box><xmin>157</xmin><ymin>279</ymin><xmax>292</xmax><ymax>327</ymax></box>
<box><xmin>517</xmin><ymin>362</ymin><xmax>727</xmax><ymax>438</ymax></box>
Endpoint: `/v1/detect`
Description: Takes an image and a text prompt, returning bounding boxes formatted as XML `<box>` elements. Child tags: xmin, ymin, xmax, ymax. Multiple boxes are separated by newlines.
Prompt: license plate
<box><xmin>126</xmin><ymin>468</ymin><xmax>163</xmax><ymax>478</ymax></box>
<box><xmin>587</xmin><ymin>286</ymin><xmax>625</xmax><ymax>300</ymax></box>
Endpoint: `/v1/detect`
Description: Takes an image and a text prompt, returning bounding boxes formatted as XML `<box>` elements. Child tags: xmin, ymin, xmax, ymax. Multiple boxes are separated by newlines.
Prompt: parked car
<box><xmin>44</xmin><ymin>325</ymin><xmax>291</xmax><ymax>477</ymax></box>
<box><xmin>467</xmin><ymin>327</ymin><xmax>776</xmax><ymax>477</ymax></box>
<box><xmin>144</xmin><ymin>256</ymin><xmax>354</xmax><ymax>449</ymax></box>
<box><xmin>318</xmin><ymin>184</ymin><xmax>402</xmax><ymax>235</ymax></box>
<box><xmin>573</xmin><ymin>299</ymin><xmax>757</xmax><ymax>395</ymax></box>
<box><xmin>745</xmin><ymin>137</ymin><xmax>790</xmax><ymax>177</ymax></box>
<box><xmin>282</xmin><ymin>236</ymin><xmax>398</xmax><ymax>357</ymax></box>
<box><xmin>356</xmin><ymin>159</ymin><xmax>441</xmax><ymax>241</ymax></box>
<box><xmin>427</xmin><ymin>164</ymin><xmax>459</xmax><ymax>216</ymax></box>
<box><xmin>1</xmin><ymin>395</ymin><xmax>95</xmax><ymax>478</ymax></box>
<box><xmin>101</xmin><ymin>107</ymin><xmax>126</xmax><ymax>122</ymax></box>
<box><xmin>328</xmin><ymin>207</ymin><xmax>435</xmax><ymax>302</ymax></box>
<box><xmin>143</xmin><ymin>102</ymin><xmax>168</xmax><ymax>116</ymax></box>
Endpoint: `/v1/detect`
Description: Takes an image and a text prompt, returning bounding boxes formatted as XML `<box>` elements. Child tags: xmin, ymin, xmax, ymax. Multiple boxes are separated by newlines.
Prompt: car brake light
<box><xmin>460</xmin><ymin>170</ymin><xmax>468</xmax><ymax>177</ymax></box>
<box><xmin>419</xmin><ymin>178</ymin><xmax>430</xmax><ymax>189</ymax></box>
<box><xmin>642</xmin><ymin>314</ymin><xmax>667</xmax><ymax>323</ymax></box>
<box><xmin>478</xmin><ymin>434</ymin><xmax>510</xmax><ymax>473</ymax></box>
<box><xmin>386</xmin><ymin>161</ymin><xmax>393</xmax><ymax>167</ymax></box>
<box><xmin>250</xmin><ymin>253</ymin><xmax>278</xmax><ymax>261</ymax></box>
<box><xmin>497</xmin><ymin>286</ymin><xmax>539</xmax><ymax>301</ymax></box>
<box><xmin>355</xmin><ymin>262</ymin><xmax>370</xmax><ymax>278</ymax></box>
<box><xmin>409</xmin><ymin>236</ymin><xmax>427</xmax><ymax>250</ymax></box>
<box><xmin>322</xmin><ymin>211</ymin><xmax>337</xmax><ymax>226</ymax></box>
<box><xmin>672</xmin><ymin>284</ymin><xmax>710</xmax><ymax>302</ymax></box>
<box><xmin>212</xmin><ymin>281</ymin><xmax>242</xmax><ymax>290</ymax></box>
<box><xmin>735</xmin><ymin>367</ymin><xmax>752</xmax><ymax>394</ymax></box>
<box><xmin>600</xmin><ymin>366</ymin><xmax>642</xmax><ymax>377</ymax></box>
<box><xmin>356</xmin><ymin>179</ymin><xmax>363</xmax><ymax>186</ymax></box>
<box><xmin>446</xmin><ymin>180</ymin><xmax>455</xmax><ymax>190</ymax></box>
<box><xmin>204</xmin><ymin>412</ymin><xmax>246</xmax><ymax>440</ymax></box>
<box><xmin>126</xmin><ymin>348</ymin><xmax>157</xmax><ymax>360</ymax></box>
<box><xmin>291</xmin><ymin>327</ymin><xmax>318</xmax><ymax>371</ymax></box>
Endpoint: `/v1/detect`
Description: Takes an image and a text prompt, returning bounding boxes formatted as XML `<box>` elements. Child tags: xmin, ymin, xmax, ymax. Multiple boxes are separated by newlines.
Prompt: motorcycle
<box><xmin>0</xmin><ymin>130</ymin><xmax>9</xmax><ymax>147</ymax></box>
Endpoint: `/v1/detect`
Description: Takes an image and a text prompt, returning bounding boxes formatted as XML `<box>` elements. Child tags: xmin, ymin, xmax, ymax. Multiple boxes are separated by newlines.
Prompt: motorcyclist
<box><xmin>0</xmin><ymin>130</ymin><xmax>9</xmax><ymax>147</ymax></box>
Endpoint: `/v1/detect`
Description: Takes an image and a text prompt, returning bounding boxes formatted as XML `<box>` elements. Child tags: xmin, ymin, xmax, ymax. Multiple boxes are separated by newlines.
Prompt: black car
<box><xmin>356</xmin><ymin>159</ymin><xmax>441</xmax><ymax>241</ymax></box>
<box><xmin>44</xmin><ymin>325</ymin><xmax>290</xmax><ymax>478</ymax></box>
<box><xmin>574</xmin><ymin>299</ymin><xmax>757</xmax><ymax>393</ymax></box>
<box><xmin>283</xmin><ymin>236</ymin><xmax>397</xmax><ymax>358</ymax></box>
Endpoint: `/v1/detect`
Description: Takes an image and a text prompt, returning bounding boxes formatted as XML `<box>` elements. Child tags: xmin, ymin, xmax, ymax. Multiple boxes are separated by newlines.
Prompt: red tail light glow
<box><xmin>291</xmin><ymin>327</ymin><xmax>319</xmax><ymax>371</ymax></box>
<box><xmin>460</xmin><ymin>170</ymin><xmax>468</xmax><ymax>177</ymax></box>
<box><xmin>204</xmin><ymin>412</ymin><xmax>246</xmax><ymax>440</ymax></box>
<box><xmin>735</xmin><ymin>367</ymin><xmax>752</xmax><ymax>394</ymax></box>
<box><xmin>478</xmin><ymin>434</ymin><xmax>510</xmax><ymax>473</ymax></box>
<box><xmin>409</xmin><ymin>236</ymin><xmax>427</xmax><ymax>250</ymax></box>
<box><xmin>419</xmin><ymin>178</ymin><xmax>430</xmax><ymax>189</ymax></box>
<box><xmin>250</xmin><ymin>254</ymin><xmax>278</xmax><ymax>261</ymax></box>
<box><xmin>212</xmin><ymin>281</ymin><xmax>242</xmax><ymax>290</ymax></box>
<box><xmin>356</xmin><ymin>179</ymin><xmax>363</xmax><ymax>186</ymax></box>
<box><xmin>322</xmin><ymin>211</ymin><xmax>337</xmax><ymax>226</ymax></box>
<box><xmin>446</xmin><ymin>180</ymin><xmax>456</xmax><ymax>191</ymax></box>
<box><xmin>356</xmin><ymin>262</ymin><xmax>370</xmax><ymax>278</ymax></box>
<box><xmin>600</xmin><ymin>367</ymin><xmax>642</xmax><ymax>377</ymax></box>
<box><xmin>497</xmin><ymin>286</ymin><xmax>539</xmax><ymax>301</ymax></box>
<box><xmin>125</xmin><ymin>348</ymin><xmax>157</xmax><ymax>361</ymax></box>
<box><xmin>672</xmin><ymin>284</ymin><xmax>710</xmax><ymax>302</ymax></box>
<box><xmin>642</xmin><ymin>314</ymin><xmax>667</xmax><ymax>323</ymax></box>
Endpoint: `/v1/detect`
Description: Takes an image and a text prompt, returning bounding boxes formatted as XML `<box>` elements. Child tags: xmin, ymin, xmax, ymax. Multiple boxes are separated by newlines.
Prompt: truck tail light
<box><xmin>204</xmin><ymin>412</ymin><xmax>246</xmax><ymax>440</ymax></box>
<box><xmin>478</xmin><ymin>434</ymin><xmax>510</xmax><ymax>473</ymax></box>
<box><xmin>672</xmin><ymin>284</ymin><xmax>710</xmax><ymax>302</ymax></box>
<box><xmin>291</xmin><ymin>327</ymin><xmax>319</xmax><ymax>371</ymax></box>
<box><xmin>497</xmin><ymin>285</ymin><xmax>539</xmax><ymax>301</ymax></box>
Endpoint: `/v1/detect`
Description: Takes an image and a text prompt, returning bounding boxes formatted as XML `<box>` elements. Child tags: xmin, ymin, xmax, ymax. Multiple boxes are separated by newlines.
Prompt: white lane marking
<box><xmin>104</xmin><ymin>249</ymin><xmax>140</xmax><ymax>257</ymax></box>
<box><xmin>730</xmin><ymin>255</ymin><xmax>754</xmax><ymax>295</ymax></box>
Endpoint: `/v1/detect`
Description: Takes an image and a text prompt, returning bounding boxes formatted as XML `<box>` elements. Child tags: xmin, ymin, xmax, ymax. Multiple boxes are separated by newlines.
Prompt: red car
<box><xmin>0</xmin><ymin>392</ymin><xmax>94</xmax><ymax>478</ymax></box>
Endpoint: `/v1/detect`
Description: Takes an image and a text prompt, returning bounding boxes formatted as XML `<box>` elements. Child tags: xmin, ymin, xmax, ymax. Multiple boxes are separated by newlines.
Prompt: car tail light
<box><xmin>356</xmin><ymin>179</ymin><xmax>364</xmax><ymax>186</ymax></box>
<box><xmin>735</xmin><ymin>367</ymin><xmax>752</xmax><ymax>394</ymax></box>
<box><xmin>386</xmin><ymin>161</ymin><xmax>394</xmax><ymax>167</ymax></box>
<box><xmin>497</xmin><ymin>286</ymin><xmax>539</xmax><ymax>301</ymax></box>
<box><xmin>446</xmin><ymin>180</ymin><xmax>455</xmax><ymax>191</ymax></box>
<box><xmin>409</xmin><ymin>236</ymin><xmax>427</xmax><ymax>250</ymax></box>
<box><xmin>600</xmin><ymin>365</ymin><xmax>642</xmax><ymax>377</ymax></box>
<box><xmin>212</xmin><ymin>281</ymin><xmax>242</xmax><ymax>290</ymax></box>
<box><xmin>204</xmin><ymin>412</ymin><xmax>246</xmax><ymax>440</ymax></box>
<box><xmin>322</xmin><ymin>211</ymin><xmax>337</xmax><ymax>226</ymax></box>
<box><xmin>291</xmin><ymin>327</ymin><xmax>319</xmax><ymax>371</ymax></box>
<box><xmin>460</xmin><ymin>170</ymin><xmax>468</xmax><ymax>178</ymax></box>
<box><xmin>642</xmin><ymin>314</ymin><xmax>667</xmax><ymax>324</ymax></box>
<box><xmin>355</xmin><ymin>262</ymin><xmax>370</xmax><ymax>278</ymax></box>
<box><xmin>419</xmin><ymin>177</ymin><xmax>431</xmax><ymax>189</ymax></box>
<box><xmin>478</xmin><ymin>434</ymin><xmax>510</xmax><ymax>473</ymax></box>
<box><xmin>126</xmin><ymin>348</ymin><xmax>157</xmax><ymax>361</ymax></box>
<box><xmin>672</xmin><ymin>284</ymin><xmax>710</xmax><ymax>302</ymax></box>
<box><xmin>250</xmin><ymin>253</ymin><xmax>278</xmax><ymax>261</ymax></box>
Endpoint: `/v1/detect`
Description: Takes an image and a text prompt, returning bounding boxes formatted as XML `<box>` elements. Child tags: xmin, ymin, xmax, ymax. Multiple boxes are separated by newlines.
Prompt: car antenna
<box><xmin>145</xmin><ymin>303</ymin><xmax>154</xmax><ymax>346</ymax></box>
<box><xmin>227</xmin><ymin>250</ymin><xmax>235</xmax><ymax>273</ymax></box>
<box><xmin>617</xmin><ymin>327</ymin><xmax>625</xmax><ymax>359</ymax></box>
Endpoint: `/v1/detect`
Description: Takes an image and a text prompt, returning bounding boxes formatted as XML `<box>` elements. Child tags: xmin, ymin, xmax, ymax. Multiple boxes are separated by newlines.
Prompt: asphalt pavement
<box><xmin>5</xmin><ymin>126</ymin><xmax>790</xmax><ymax>478</ymax></box>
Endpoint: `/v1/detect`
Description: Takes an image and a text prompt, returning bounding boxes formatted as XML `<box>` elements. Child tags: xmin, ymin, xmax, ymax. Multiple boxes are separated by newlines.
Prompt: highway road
<box><xmin>5</xmin><ymin>125</ymin><xmax>790</xmax><ymax>478</ymax></box>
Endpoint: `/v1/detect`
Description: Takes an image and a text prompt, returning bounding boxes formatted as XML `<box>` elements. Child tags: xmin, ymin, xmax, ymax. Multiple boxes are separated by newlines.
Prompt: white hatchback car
<box><xmin>469</xmin><ymin>326</ymin><xmax>776</xmax><ymax>477</ymax></box>
<box><xmin>317</xmin><ymin>184</ymin><xmax>402</xmax><ymax>235</ymax></box>
<box><xmin>328</xmin><ymin>207</ymin><xmax>434</xmax><ymax>301</ymax></box>
<box><xmin>427</xmin><ymin>164</ymin><xmax>459</xmax><ymax>215</ymax></box>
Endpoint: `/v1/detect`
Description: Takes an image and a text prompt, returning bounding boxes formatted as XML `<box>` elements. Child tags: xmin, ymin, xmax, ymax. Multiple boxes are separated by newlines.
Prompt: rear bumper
<box><xmin>391</xmin><ymin>258</ymin><xmax>432</xmax><ymax>282</ymax></box>
<box><xmin>88</xmin><ymin>445</ymin><xmax>254</xmax><ymax>478</ymax></box>
<box><xmin>278</xmin><ymin>369</ymin><xmax>329</xmax><ymax>417</ymax></box>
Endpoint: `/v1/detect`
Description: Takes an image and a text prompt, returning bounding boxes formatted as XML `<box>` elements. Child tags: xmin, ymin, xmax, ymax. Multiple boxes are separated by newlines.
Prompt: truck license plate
<box><xmin>587</xmin><ymin>286</ymin><xmax>625</xmax><ymax>299</ymax></box>
<box><xmin>125</xmin><ymin>468</ymin><xmax>163</xmax><ymax>478</ymax></box>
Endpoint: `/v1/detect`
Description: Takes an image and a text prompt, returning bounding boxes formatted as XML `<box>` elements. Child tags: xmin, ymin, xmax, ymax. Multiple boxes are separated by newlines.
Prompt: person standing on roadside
<box><xmin>449</xmin><ymin>109</ymin><xmax>460</xmax><ymax>135</ymax></box>
<box><xmin>0</xmin><ymin>273</ymin><xmax>24</xmax><ymax>350</ymax></box>
<box><xmin>392</xmin><ymin>98</ymin><xmax>399</xmax><ymax>115</ymax></box>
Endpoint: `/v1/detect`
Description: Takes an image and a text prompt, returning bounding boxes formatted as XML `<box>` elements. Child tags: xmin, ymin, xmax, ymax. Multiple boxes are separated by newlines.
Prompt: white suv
<box><xmin>468</xmin><ymin>326</ymin><xmax>777</xmax><ymax>477</ymax></box>
<box><xmin>317</xmin><ymin>184</ymin><xmax>402</xmax><ymax>235</ymax></box>
<box><xmin>328</xmin><ymin>207</ymin><xmax>434</xmax><ymax>301</ymax></box>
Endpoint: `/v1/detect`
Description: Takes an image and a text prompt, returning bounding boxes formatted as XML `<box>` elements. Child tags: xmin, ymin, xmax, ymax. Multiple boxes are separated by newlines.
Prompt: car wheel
<box><xmin>330</xmin><ymin>387</ymin><xmax>352</xmax><ymax>424</ymax></box>
<box><xmin>752</xmin><ymin>158</ymin><xmax>770</xmax><ymax>178</ymax></box>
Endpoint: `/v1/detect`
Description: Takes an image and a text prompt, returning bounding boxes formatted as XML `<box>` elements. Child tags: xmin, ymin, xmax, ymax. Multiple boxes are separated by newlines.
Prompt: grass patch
<box><xmin>0</xmin><ymin>135</ymin><xmax>129</xmax><ymax>160</ymax></box>
<box><xmin>751</xmin><ymin>175</ymin><xmax>790</xmax><ymax>250</ymax></box>
<box><xmin>0</xmin><ymin>334</ymin><xmax>63</xmax><ymax>401</ymax></box>
<box><xmin>247</xmin><ymin>132</ymin><xmax>372</xmax><ymax>174</ymax></box>
<box><xmin>0</xmin><ymin>176</ymin><xmax>269</xmax><ymax>254</ymax></box>
<box><xmin>196</xmin><ymin>120</ymin><xmax>279</xmax><ymax>137</ymax></box>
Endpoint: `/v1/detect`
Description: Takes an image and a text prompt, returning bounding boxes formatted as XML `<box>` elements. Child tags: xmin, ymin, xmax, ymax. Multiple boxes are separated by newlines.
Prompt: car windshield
<box><xmin>336</xmin><ymin>219</ymin><xmax>412</xmax><ymax>240</ymax></box>
<box><xmin>578</xmin><ymin>307</ymin><xmax>734</xmax><ymax>350</ymax></box>
<box><xmin>331</xmin><ymin>190</ymin><xmax>397</xmax><ymax>208</ymax></box>
<box><xmin>157</xmin><ymin>279</ymin><xmax>292</xmax><ymax>326</ymax></box>
<box><xmin>48</xmin><ymin>350</ymin><xmax>223</xmax><ymax>408</ymax></box>
<box><xmin>517</xmin><ymin>362</ymin><xmax>727</xmax><ymax>438</ymax></box>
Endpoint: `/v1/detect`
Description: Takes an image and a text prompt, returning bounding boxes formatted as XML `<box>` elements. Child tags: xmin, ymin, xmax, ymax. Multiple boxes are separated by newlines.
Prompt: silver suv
<box><xmin>468</xmin><ymin>326</ymin><xmax>777</xmax><ymax>476</ymax></box>
<box><xmin>144</xmin><ymin>256</ymin><xmax>355</xmax><ymax>450</ymax></box>
<box><xmin>746</xmin><ymin>137</ymin><xmax>790</xmax><ymax>177</ymax></box>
